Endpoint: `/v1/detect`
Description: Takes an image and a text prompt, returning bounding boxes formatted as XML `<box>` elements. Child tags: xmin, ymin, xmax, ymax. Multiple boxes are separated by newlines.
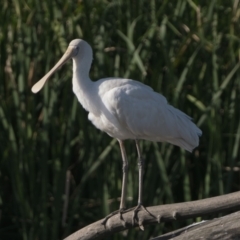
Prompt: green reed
<box><xmin>0</xmin><ymin>0</ymin><xmax>239</xmax><ymax>239</ymax></box>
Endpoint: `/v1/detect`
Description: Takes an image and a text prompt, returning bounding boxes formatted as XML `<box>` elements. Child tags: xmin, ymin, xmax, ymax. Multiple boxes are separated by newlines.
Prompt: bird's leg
<box><xmin>132</xmin><ymin>140</ymin><xmax>153</xmax><ymax>227</ymax></box>
<box><xmin>119</xmin><ymin>140</ymin><xmax>128</xmax><ymax>212</ymax></box>
<box><xmin>135</xmin><ymin>139</ymin><xmax>144</xmax><ymax>207</ymax></box>
<box><xmin>101</xmin><ymin>139</ymin><xmax>129</xmax><ymax>226</ymax></box>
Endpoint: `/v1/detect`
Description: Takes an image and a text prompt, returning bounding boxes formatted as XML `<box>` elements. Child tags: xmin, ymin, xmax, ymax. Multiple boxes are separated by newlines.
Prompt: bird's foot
<box><xmin>131</xmin><ymin>204</ymin><xmax>154</xmax><ymax>230</ymax></box>
<box><xmin>101</xmin><ymin>205</ymin><xmax>155</xmax><ymax>230</ymax></box>
<box><xmin>101</xmin><ymin>208</ymin><xmax>129</xmax><ymax>227</ymax></box>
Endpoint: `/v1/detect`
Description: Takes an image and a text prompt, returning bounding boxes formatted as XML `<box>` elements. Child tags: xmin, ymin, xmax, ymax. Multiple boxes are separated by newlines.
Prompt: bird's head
<box><xmin>31</xmin><ymin>39</ymin><xmax>92</xmax><ymax>93</ymax></box>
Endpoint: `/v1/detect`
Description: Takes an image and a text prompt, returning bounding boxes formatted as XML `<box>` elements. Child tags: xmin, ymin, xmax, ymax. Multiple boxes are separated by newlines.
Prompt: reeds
<box><xmin>0</xmin><ymin>0</ymin><xmax>239</xmax><ymax>239</ymax></box>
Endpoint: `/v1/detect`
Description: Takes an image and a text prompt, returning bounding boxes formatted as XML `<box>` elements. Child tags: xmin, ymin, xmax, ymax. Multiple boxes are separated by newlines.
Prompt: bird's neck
<box><xmin>72</xmin><ymin>59</ymin><xmax>91</xmax><ymax>90</ymax></box>
<box><xmin>72</xmin><ymin>59</ymin><xmax>97</xmax><ymax>112</ymax></box>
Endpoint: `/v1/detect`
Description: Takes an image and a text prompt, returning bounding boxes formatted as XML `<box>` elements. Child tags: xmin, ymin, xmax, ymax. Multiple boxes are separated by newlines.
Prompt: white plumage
<box><xmin>32</xmin><ymin>39</ymin><xmax>202</xmax><ymax>225</ymax></box>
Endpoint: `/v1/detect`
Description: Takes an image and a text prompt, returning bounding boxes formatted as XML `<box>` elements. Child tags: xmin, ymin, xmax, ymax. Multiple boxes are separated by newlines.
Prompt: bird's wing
<box><xmin>100</xmin><ymin>79</ymin><xmax>201</xmax><ymax>151</ymax></box>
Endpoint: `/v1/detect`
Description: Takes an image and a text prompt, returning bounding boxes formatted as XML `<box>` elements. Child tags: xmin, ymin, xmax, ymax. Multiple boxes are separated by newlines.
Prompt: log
<box><xmin>64</xmin><ymin>191</ymin><xmax>240</xmax><ymax>240</ymax></box>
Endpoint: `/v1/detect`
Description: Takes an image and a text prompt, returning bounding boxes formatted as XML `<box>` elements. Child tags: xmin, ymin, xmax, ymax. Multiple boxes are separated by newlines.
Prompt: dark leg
<box><xmin>118</xmin><ymin>140</ymin><xmax>128</xmax><ymax>211</ymax></box>
<box><xmin>101</xmin><ymin>139</ymin><xmax>129</xmax><ymax>226</ymax></box>
<box><xmin>135</xmin><ymin>139</ymin><xmax>144</xmax><ymax>207</ymax></box>
<box><xmin>132</xmin><ymin>140</ymin><xmax>153</xmax><ymax>227</ymax></box>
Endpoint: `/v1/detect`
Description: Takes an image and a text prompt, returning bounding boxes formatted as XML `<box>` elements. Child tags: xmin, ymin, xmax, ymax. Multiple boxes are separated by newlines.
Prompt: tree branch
<box><xmin>151</xmin><ymin>211</ymin><xmax>240</xmax><ymax>240</ymax></box>
<box><xmin>64</xmin><ymin>191</ymin><xmax>240</xmax><ymax>240</ymax></box>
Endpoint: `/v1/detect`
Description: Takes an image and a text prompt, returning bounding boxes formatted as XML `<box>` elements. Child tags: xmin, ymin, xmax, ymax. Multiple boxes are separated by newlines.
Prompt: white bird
<box><xmin>32</xmin><ymin>39</ymin><xmax>202</xmax><ymax>226</ymax></box>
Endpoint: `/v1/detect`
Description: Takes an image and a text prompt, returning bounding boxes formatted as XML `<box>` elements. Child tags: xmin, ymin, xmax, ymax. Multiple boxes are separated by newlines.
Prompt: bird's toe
<box><xmin>131</xmin><ymin>204</ymin><xmax>155</xmax><ymax>230</ymax></box>
<box><xmin>101</xmin><ymin>208</ymin><xmax>128</xmax><ymax>228</ymax></box>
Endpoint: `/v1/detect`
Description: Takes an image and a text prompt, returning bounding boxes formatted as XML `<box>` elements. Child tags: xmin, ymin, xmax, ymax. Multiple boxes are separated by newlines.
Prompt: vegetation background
<box><xmin>0</xmin><ymin>0</ymin><xmax>239</xmax><ymax>239</ymax></box>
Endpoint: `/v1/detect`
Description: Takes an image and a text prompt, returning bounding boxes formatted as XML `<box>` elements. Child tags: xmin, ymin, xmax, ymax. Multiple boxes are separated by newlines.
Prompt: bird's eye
<box><xmin>74</xmin><ymin>47</ymin><xmax>79</xmax><ymax>56</ymax></box>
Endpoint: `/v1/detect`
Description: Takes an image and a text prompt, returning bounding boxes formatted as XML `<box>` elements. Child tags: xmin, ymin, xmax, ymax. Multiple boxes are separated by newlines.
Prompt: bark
<box><xmin>151</xmin><ymin>211</ymin><xmax>240</xmax><ymax>240</ymax></box>
<box><xmin>64</xmin><ymin>191</ymin><xmax>240</xmax><ymax>240</ymax></box>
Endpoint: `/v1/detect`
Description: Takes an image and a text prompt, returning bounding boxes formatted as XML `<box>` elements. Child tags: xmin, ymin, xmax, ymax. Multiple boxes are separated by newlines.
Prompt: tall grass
<box><xmin>0</xmin><ymin>0</ymin><xmax>239</xmax><ymax>239</ymax></box>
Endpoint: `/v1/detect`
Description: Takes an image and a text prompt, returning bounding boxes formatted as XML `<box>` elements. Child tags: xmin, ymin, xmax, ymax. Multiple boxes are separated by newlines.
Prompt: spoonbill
<box><xmin>32</xmin><ymin>39</ymin><xmax>202</xmax><ymax>226</ymax></box>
